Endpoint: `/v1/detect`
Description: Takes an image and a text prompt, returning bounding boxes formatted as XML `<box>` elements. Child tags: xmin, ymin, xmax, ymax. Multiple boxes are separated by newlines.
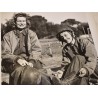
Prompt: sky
<box><xmin>1</xmin><ymin>12</ymin><xmax>88</xmax><ymax>24</ymax></box>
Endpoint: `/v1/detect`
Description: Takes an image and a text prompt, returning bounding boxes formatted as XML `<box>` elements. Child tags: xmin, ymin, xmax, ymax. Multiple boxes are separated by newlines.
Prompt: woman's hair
<box><xmin>13</xmin><ymin>12</ymin><xmax>31</xmax><ymax>28</ymax></box>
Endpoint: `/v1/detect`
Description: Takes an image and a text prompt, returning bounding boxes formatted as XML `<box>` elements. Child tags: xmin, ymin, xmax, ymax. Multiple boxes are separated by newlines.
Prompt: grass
<box><xmin>40</xmin><ymin>38</ymin><xmax>63</xmax><ymax>66</ymax></box>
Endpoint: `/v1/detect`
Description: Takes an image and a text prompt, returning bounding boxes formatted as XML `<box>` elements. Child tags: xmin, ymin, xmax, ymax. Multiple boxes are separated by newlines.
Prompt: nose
<box><xmin>63</xmin><ymin>36</ymin><xmax>67</xmax><ymax>40</ymax></box>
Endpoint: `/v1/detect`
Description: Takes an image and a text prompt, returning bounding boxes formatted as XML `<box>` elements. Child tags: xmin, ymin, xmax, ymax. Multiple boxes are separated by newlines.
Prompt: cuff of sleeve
<box><xmin>83</xmin><ymin>67</ymin><xmax>89</xmax><ymax>76</ymax></box>
<box><xmin>30</xmin><ymin>52</ymin><xmax>42</xmax><ymax>60</ymax></box>
<box><xmin>14</xmin><ymin>56</ymin><xmax>23</xmax><ymax>63</ymax></box>
<box><xmin>83</xmin><ymin>66</ymin><xmax>94</xmax><ymax>76</ymax></box>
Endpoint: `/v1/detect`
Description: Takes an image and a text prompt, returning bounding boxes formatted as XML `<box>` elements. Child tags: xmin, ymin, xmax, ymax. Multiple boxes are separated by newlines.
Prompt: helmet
<box><xmin>56</xmin><ymin>25</ymin><xmax>75</xmax><ymax>42</ymax></box>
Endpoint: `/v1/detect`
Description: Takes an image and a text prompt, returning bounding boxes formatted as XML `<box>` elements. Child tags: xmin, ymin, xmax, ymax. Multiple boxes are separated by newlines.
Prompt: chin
<box><xmin>67</xmin><ymin>40</ymin><xmax>71</xmax><ymax>44</ymax></box>
<box><xmin>18</xmin><ymin>27</ymin><xmax>26</xmax><ymax>29</ymax></box>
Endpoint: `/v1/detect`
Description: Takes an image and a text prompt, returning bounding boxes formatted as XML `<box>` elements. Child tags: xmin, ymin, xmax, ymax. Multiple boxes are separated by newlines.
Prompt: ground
<box><xmin>1</xmin><ymin>38</ymin><xmax>63</xmax><ymax>84</ymax></box>
<box><xmin>40</xmin><ymin>38</ymin><xmax>62</xmax><ymax>66</ymax></box>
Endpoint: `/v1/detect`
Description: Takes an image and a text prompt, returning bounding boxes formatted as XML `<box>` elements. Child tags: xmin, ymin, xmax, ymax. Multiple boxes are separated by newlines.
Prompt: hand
<box><xmin>52</xmin><ymin>70</ymin><xmax>63</xmax><ymax>79</ymax></box>
<box><xmin>79</xmin><ymin>68</ymin><xmax>87</xmax><ymax>77</ymax></box>
<box><xmin>17</xmin><ymin>59</ymin><xmax>29</xmax><ymax>66</ymax></box>
<box><xmin>28</xmin><ymin>62</ymin><xmax>33</xmax><ymax>67</ymax></box>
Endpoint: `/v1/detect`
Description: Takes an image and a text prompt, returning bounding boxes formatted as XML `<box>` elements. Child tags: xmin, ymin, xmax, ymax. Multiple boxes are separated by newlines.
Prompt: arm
<box><xmin>28</xmin><ymin>31</ymin><xmax>42</xmax><ymax>60</ymax></box>
<box><xmin>62</xmin><ymin>47</ymin><xmax>71</xmax><ymax>66</ymax></box>
<box><xmin>81</xmin><ymin>38</ymin><xmax>97</xmax><ymax>75</ymax></box>
<box><xmin>2</xmin><ymin>33</ymin><xmax>22</xmax><ymax>64</ymax></box>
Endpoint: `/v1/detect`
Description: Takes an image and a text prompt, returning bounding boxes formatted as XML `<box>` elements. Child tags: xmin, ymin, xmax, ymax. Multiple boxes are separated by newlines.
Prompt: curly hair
<box><xmin>13</xmin><ymin>12</ymin><xmax>31</xmax><ymax>28</ymax></box>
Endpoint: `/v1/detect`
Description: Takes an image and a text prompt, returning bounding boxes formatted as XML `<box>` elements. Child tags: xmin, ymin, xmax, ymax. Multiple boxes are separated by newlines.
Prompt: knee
<box><xmin>21</xmin><ymin>68</ymin><xmax>41</xmax><ymax>84</ymax></box>
<box><xmin>2</xmin><ymin>59</ymin><xmax>12</xmax><ymax>67</ymax></box>
<box><xmin>29</xmin><ymin>70</ymin><xmax>40</xmax><ymax>80</ymax></box>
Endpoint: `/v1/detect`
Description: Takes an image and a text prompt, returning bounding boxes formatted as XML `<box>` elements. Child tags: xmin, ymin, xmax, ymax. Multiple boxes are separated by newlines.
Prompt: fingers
<box><xmin>52</xmin><ymin>70</ymin><xmax>63</xmax><ymax>79</ymax></box>
<box><xmin>21</xmin><ymin>62</ymin><xmax>33</xmax><ymax>67</ymax></box>
<box><xmin>28</xmin><ymin>62</ymin><xmax>33</xmax><ymax>67</ymax></box>
<box><xmin>21</xmin><ymin>60</ymin><xmax>28</xmax><ymax>66</ymax></box>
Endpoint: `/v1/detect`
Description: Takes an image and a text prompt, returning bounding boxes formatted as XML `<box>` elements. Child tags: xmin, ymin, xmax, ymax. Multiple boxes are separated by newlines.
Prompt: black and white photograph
<box><xmin>1</xmin><ymin>12</ymin><xmax>98</xmax><ymax>85</ymax></box>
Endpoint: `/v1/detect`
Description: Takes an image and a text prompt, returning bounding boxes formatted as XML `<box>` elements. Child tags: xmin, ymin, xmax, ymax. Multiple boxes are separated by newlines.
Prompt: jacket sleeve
<box><xmin>2</xmin><ymin>33</ymin><xmax>22</xmax><ymax>64</ymax></box>
<box><xmin>81</xmin><ymin>38</ymin><xmax>97</xmax><ymax>75</ymax></box>
<box><xmin>28</xmin><ymin>31</ymin><xmax>42</xmax><ymax>60</ymax></box>
<box><xmin>62</xmin><ymin>47</ymin><xmax>71</xmax><ymax>65</ymax></box>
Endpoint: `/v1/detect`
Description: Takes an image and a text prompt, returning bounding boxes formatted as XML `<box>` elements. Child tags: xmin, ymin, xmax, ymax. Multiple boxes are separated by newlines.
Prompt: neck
<box><xmin>70</xmin><ymin>38</ymin><xmax>75</xmax><ymax>45</ymax></box>
<box><xmin>16</xmin><ymin>27</ymin><xmax>27</xmax><ymax>31</ymax></box>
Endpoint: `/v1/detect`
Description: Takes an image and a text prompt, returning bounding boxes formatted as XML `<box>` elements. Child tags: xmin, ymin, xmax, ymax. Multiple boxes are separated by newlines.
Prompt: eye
<box><xmin>60</xmin><ymin>36</ymin><xmax>64</xmax><ymax>39</ymax></box>
<box><xmin>64</xmin><ymin>34</ymin><xmax>67</xmax><ymax>37</ymax></box>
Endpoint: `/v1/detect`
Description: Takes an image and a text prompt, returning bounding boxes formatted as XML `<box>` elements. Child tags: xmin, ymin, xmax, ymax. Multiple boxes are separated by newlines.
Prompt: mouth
<box><xmin>64</xmin><ymin>38</ymin><xmax>71</xmax><ymax>43</ymax></box>
<box><xmin>19</xmin><ymin>24</ymin><xmax>25</xmax><ymax>26</ymax></box>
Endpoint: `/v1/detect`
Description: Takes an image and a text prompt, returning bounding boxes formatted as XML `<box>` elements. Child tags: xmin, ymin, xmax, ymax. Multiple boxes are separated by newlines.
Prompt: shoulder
<box><xmin>62</xmin><ymin>44</ymin><xmax>69</xmax><ymax>52</ymax></box>
<box><xmin>3</xmin><ymin>30</ymin><xmax>14</xmax><ymax>39</ymax></box>
<box><xmin>28</xmin><ymin>29</ymin><xmax>37</xmax><ymax>37</ymax></box>
<box><xmin>77</xmin><ymin>35</ymin><xmax>94</xmax><ymax>45</ymax></box>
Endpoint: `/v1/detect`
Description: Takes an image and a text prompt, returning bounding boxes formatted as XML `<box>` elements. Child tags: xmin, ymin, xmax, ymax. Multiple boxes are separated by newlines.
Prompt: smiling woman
<box><xmin>16</xmin><ymin>17</ymin><xmax>27</xmax><ymax>29</ymax></box>
<box><xmin>13</xmin><ymin>13</ymin><xmax>30</xmax><ymax>29</ymax></box>
<box><xmin>1</xmin><ymin>12</ymin><xmax>46</xmax><ymax>85</ymax></box>
<box><xmin>1</xmin><ymin>12</ymin><xmax>87</xmax><ymax>24</ymax></box>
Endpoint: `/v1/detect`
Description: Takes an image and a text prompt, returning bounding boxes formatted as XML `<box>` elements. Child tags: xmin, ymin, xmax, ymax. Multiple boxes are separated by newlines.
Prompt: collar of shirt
<box><xmin>70</xmin><ymin>38</ymin><xmax>75</xmax><ymax>46</ymax></box>
<box><xmin>14</xmin><ymin>28</ymin><xmax>28</xmax><ymax>38</ymax></box>
<box><xmin>66</xmin><ymin>38</ymin><xmax>79</xmax><ymax>50</ymax></box>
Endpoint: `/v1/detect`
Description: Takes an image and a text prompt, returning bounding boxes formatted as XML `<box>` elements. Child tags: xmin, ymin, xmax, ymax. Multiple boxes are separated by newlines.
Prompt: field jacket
<box><xmin>2</xmin><ymin>28</ymin><xmax>42</xmax><ymax>63</ymax></box>
<box><xmin>62</xmin><ymin>37</ymin><xmax>97</xmax><ymax>75</ymax></box>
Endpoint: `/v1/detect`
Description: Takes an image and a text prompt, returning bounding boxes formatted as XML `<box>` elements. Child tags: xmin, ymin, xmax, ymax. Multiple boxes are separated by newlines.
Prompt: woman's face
<box><xmin>16</xmin><ymin>17</ymin><xmax>27</xmax><ymax>29</ymax></box>
<box><xmin>60</xmin><ymin>31</ymin><xmax>73</xmax><ymax>44</ymax></box>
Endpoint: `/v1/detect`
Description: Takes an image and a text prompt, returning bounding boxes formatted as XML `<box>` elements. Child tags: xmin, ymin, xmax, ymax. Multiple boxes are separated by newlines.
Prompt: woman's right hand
<box><xmin>17</xmin><ymin>59</ymin><xmax>29</xmax><ymax>66</ymax></box>
<box><xmin>17</xmin><ymin>59</ymin><xmax>33</xmax><ymax>67</ymax></box>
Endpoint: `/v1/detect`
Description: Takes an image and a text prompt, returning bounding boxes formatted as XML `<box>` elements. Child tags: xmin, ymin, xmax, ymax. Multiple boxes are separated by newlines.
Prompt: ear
<box><xmin>73</xmin><ymin>33</ymin><xmax>75</xmax><ymax>37</ymax></box>
<box><xmin>58</xmin><ymin>41</ymin><xmax>63</xmax><ymax>46</ymax></box>
<box><xmin>27</xmin><ymin>20</ymin><xmax>31</xmax><ymax>28</ymax></box>
<box><xmin>72</xmin><ymin>32</ymin><xmax>75</xmax><ymax>38</ymax></box>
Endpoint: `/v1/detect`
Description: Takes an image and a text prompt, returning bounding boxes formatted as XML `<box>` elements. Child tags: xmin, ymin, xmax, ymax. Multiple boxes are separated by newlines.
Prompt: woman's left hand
<box><xmin>28</xmin><ymin>62</ymin><xmax>33</xmax><ymax>67</ymax></box>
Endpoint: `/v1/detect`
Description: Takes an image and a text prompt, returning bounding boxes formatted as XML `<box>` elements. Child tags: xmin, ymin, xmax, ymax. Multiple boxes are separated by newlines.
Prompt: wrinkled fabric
<box><xmin>2</xmin><ymin>28</ymin><xmax>42</xmax><ymax>64</ymax></box>
<box><xmin>3</xmin><ymin>57</ymin><xmax>51</xmax><ymax>85</ymax></box>
<box><xmin>62</xmin><ymin>37</ymin><xmax>97</xmax><ymax>75</ymax></box>
<box><xmin>1</xmin><ymin>28</ymin><xmax>43</xmax><ymax>85</ymax></box>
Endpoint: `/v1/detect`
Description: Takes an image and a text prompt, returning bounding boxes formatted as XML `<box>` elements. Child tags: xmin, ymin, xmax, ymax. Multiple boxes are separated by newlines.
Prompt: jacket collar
<box><xmin>66</xmin><ymin>38</ymin><xmax>78</xmax><ymax>49</ymax></box>
<box><xmin>14</xmin><ymin>28</ymin><xmax>28</xmax><ymax>37</ymax></box>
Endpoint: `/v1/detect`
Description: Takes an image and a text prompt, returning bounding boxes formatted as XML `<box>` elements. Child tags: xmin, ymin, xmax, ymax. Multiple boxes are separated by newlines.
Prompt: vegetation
<box><xmin>1</xmin><ymin>15</ymin><xmax>90</xmax><ymax>40</ymax></box>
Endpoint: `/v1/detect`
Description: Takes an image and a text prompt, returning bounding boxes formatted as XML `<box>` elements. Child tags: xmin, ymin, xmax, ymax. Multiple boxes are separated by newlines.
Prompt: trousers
<box><xmin>62</xmin><ymin>55</ymin><xmax>89</xmax><ymax>85</ymax></box>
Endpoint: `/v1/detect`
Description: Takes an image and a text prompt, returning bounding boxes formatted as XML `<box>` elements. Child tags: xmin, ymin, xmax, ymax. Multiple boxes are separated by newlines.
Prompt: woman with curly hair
<box><xmin>2</xmin><ymin>13</ymin><xmax>51</xmax><ymax>85</ymax></box>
